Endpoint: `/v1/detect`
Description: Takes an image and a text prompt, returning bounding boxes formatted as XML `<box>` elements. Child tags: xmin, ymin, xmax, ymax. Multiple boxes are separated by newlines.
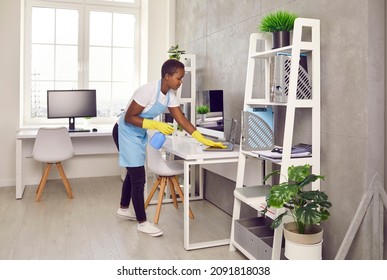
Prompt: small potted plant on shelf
<box><xmin>196</xmin><ymin>105</ymin><xmax>209</xmax><ymax>121</ymax></box>
<box><xmin>258</xmin><ymin>10</ymin><xmax>298</xmax><ymax>49</ymax></box>
<box><xmin>168</xmin><ymin>44</ymin><xmax>186</xmax><ymax>61</ymax></box>
<box><xmin>262</xmin><ymin>164</ymin><xmax>332</xmax><ymax>259</ymax></box>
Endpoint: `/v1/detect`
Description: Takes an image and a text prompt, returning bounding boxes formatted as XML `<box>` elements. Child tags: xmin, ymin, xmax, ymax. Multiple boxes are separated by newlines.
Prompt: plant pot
<box><xmin>198</xmin><ymin>114</ymin><xmax>206</xmax><ymax>121</ymax></box>
<box><xmin>173</xmin><ymin>130</ymin><xmax>187</xmax><ymax>137</ymax></box>
<box><xmin>285</xmin><ymin>239</ymin><xmax>323</xmax><ymax>260</ymax></box>
<box><xmin>272</xmin><ymin>31</ymin><xmax>290</xmax><ymax>49</ymax></box>
<box><xmin>283</xmin><ymin>222</ymin><xmax>323</xmax><ymax>260</ymax></box>
<box><xmin>283</xmin><ymin>222</ymin><xmax>323</xmax><ymax>245</ymax></box>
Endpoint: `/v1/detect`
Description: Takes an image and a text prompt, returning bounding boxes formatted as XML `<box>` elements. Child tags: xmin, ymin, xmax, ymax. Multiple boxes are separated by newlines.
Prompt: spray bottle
<box><xmin>149</xmin><ymin>132</ymin><xmax>166</xmax><ymax>149</ymax></box>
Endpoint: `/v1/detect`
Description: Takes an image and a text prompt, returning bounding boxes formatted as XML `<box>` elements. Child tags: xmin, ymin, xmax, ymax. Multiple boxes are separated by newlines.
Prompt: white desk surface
<box><xmin>163</xmin><ymin>135</ymin><xmax>239</xmax><ymax>161</ymax></box>
<box><xmin>16</xmin><ymin>127</ymin><xmax>113</xmax><ymax>139</ymax></box>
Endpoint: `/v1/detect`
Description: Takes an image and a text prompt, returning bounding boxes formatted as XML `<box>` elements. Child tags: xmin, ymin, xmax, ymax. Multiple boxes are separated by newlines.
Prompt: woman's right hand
<box><xmin>142</xmin><ymin>119</ymin><xmax>174</xmax><ymax>135</ymax></box>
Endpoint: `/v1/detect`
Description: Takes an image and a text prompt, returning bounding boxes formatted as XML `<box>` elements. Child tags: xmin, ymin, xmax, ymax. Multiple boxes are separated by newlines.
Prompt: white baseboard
<box><xmin>0</xmin><ymin>179</ymin><xmax>18</xmax><ymax>188</ymax></box>
<box><xmin>0</xmin><ymin>172</ymin><xmax>121</xmax><ymax>188</ymax></box>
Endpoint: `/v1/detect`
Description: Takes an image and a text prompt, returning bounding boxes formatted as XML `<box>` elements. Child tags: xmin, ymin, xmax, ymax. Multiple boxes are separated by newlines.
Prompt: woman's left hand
<box><xmin>191</xmin><ymin>130</ymin><xmax>226</xmax><ymax>148</ymax></box>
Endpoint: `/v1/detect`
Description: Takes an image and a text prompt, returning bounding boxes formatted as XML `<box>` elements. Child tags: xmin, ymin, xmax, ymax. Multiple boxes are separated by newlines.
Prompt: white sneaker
<box><xmin>137</xmin><ymin>221</ymin><xmax>163</xmax><ymax>237</ymax></box>
<box><xmin>116</xmin><ymin>208</ymin><xmax>136</xmax><ymax>220</ymax></box>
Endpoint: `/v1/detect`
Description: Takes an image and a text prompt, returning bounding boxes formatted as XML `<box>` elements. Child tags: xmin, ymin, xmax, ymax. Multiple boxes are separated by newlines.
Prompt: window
<box><xmin>24</xmin><ymin>0</ymin><xmax>140</xmax><ymax>125</ymax></box>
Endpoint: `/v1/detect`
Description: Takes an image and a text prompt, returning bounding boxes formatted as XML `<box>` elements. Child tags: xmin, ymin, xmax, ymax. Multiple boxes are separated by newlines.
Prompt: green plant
<box><xmin>258</xmin><ymin>10</ymin><xmax>298</xmax><ymax>33</ymax></box>
<box><xmin>168</xmin><ymin>44</ymin><xmax>186</xmax><ymax>60</ymax></box>
<box><xmin>262</xmin><ymin>164</ymin><xmax>332</xmax><ymax>234</ymax></box>
<box><xmin>196</xmin><ymin>105</ymin><xmax>209</xmax><ymax>115</ymax></box>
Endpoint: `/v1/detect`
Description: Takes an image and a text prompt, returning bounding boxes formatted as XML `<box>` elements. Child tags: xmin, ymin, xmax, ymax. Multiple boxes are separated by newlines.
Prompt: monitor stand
<box><xmin>68</xmin><ymin>117</ymin><xmax>90</xmax><ymax>133</ymax></box>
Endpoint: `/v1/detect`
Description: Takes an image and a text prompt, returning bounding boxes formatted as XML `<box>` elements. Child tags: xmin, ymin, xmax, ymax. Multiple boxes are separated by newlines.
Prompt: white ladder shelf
<box><xmin>229</xmin><ymin>18</ymin><xmax>321</xmax><ymax>260</ymax></box>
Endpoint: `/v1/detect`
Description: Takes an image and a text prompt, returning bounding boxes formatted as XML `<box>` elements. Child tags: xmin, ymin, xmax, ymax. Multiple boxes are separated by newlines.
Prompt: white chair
<box><xmin>32</xmin><ymin>127</ymin><xmax>74</xmax><ymax>202</ymax></box>
<box><xmin>144</xmin><ymin>135</ymin><xmax>194</xmax><ymax>224</ymax></box>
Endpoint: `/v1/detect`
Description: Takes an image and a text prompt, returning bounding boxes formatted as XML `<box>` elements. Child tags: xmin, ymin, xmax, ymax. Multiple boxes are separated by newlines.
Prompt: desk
<box><xmin>17</xmin><ymin>129</ymin><xmax>240</xmax><ymax>250</ymax></box>
<box><xmin>16</xmin><ymin>128</ymin><xmax>117</xmax><ymax>199</ymax></box>
<box><xmin>163</xmin><ymin>135</ymin><xmax>239</xmax><ymax>250</ymax></box>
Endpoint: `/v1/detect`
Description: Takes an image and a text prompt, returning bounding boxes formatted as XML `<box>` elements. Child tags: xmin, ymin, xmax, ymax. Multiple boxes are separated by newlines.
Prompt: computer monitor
<box><xmin>209</xmin><ymin>90</ymin><xmax>224</xmax><ymax>113</ymax></box>
<box><xmin>196</xmin><ymin>90</ymin><xmax>224</xmax><ymax>139</ymax></box>
<box><xmin>47</xmin><ymin>89</ymin><xmax>97</xmax><ymax>132</ymax></box>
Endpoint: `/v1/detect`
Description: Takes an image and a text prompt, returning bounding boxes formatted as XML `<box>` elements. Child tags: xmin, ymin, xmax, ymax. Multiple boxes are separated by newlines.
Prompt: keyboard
<box><xmin>68</xmin><ymin>128</ymin><xmax>91</xmax><ymax>133</ymax></box>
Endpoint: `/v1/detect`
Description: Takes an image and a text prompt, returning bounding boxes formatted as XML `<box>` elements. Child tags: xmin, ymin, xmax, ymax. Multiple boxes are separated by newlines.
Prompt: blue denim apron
<box><xmin>118</xmin><ymin>80</ymin><xmax>170</xmax><ymax>167</ymax></box>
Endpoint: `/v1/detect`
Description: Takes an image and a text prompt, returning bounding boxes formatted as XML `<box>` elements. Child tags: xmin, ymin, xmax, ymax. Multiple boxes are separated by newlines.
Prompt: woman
<box><xmin>112</xmin><ymin>59</ymin><xmax>224</xmax><ymax>237</ymax></box>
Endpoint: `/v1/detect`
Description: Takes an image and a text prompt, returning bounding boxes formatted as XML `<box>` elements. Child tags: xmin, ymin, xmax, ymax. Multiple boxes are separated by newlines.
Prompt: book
<box><xmin>252</xmin><ymin>144</ymin><xmax>312</xmax><ymax>160</ymax></box>
<box><xmin>289</xmin><ymin>143</ymin><xmax>312</xmax><ymax>154</ymax></box>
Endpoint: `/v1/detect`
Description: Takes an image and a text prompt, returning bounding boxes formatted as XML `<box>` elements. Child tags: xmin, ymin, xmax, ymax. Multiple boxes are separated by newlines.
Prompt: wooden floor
<box><xmin>0</xmin><ymin>176</ymin><xmax>246</xmax><ymax>260</ymax></box>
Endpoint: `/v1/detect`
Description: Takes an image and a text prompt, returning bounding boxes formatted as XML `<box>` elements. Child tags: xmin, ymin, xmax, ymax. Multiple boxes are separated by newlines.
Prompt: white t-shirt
<box><xmin>126</xmin><ymin>80</ymin><xmax>180</xmax><ymax>113</ymax></box>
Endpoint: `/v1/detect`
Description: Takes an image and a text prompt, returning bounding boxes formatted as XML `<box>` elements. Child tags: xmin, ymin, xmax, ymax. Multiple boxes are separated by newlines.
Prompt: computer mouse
<box><xmin>92</xmin><ymin>128</ymin><xmax>98</xmax><ymax>132</ymax></box>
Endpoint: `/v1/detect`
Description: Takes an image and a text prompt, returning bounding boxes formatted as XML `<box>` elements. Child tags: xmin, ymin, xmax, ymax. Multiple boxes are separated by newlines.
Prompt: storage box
<box><xmin>234</xmin><ymin>216</ymin><xmax>285</xmax><ymax>259</ymax></box>
<box><xmin>245</xmin><ymin>226</ymin><xmax>274</xmax><ymax>259</ymax></box>
<box><xmin>260</xmin><ymin>236</ymin><xmax>285</xmax><ymax>260</ymax></box>
<box><xmin>234</xmin><ymin>217</ymin><xmax>272</xmax><ymax>255</ymax></box>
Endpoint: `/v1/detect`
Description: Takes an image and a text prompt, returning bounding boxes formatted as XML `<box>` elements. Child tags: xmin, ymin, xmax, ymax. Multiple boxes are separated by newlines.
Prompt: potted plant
<box><xmin>168</xmin><ymin>44</ymin><xmax>186</xmax><ymax>60</ymax></box>
<box><xmin>173</xmin><ymin>123</ymin><xmax>187</xmax><ymax>137</ymax></box>
<box><xmin>258</xmin><ymin>10</ymin><xmax>298</xmax><ymax>49</ymax></box>
<box><xmin>196</xmin><ymin>105</ymin><xmax>209</xmax><ymax>121</ymax></box>
<box><xmin>262</xmin><ymin>164</ymin><xmax>332</xmax><ymax>259</ymax></box>
<box><xmin>83</xmin><ymin>116</ymin><xmax>93</xmax><ymax>127</ymax></box>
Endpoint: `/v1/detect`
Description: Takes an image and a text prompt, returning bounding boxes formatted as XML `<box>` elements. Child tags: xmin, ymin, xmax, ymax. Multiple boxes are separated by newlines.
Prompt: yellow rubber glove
<box><xmin>191</xmin><ymin>130</ymin><xmax>227</xmax><ymax>148</ymax></box>
<box><xmin>142</xmin><ymin>119</ymin><xmax>174</xmax><ymax>135</ymax></box>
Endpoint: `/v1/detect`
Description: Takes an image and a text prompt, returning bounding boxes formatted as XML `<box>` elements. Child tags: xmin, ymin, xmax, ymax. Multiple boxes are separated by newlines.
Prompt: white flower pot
<box><xmin>173</xmin><ymin>130</ymin><xmax>186</xmax><ymax>137</ymax></box>
<box><xmin>198</xmin><ymin>114</ymin><xmax>206</xmax><ymax>121</ymax></box>
<box><xmin>283</xmin><ymin>222</ymin><xmax>323</xmax><ymax>260</ymax></box>
<box><xmin>285</xmin><ymin>239</ymin><xmax>322</xmax><ymax>260</ymax></box>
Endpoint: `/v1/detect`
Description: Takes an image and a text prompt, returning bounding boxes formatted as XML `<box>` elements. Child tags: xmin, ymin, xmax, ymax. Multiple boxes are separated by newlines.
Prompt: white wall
<box><xmin>0</xmin><ymin>0</ymin><xmax>21</xmax><ymax>187</ymax></box>
<box><xmin>144</xmin><ymin>0</ymin><xmax>175</xmax><ymax>81</ymax></box>
<box><xmin>0</xmin><ymin>0</ymin><xmax>174</xmax><ymax>187</ymax></box>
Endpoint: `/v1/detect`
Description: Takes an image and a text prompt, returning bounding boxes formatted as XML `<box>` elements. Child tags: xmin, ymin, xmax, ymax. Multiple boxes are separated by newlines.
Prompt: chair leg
<box><xmin>56</xmin><ymin>162</ymin><xmax>73</xmax><ymax>199</ymax></box>
<box><xmin>154</xmin><ymin>177</ymin><xmax>167</xmax><ymax>224</ymax></box>
<box><xmin>172</xmin><ymin>175</ymin><xmax>194</xmax><ymax>219</ymax></box>
<box><xmin>168</xmin><ymin>177</ymin><xmax>178</xmax><ymax>208</ymax></box>
<box><xmin>145</xmin><ymin>177</ymin><xmax>161</xmax><ymax>209</ymax></box>
<box><xmin>35</xmin><ymin>163</ymin><xmax>52</xmax><ymax>202</ymax></box>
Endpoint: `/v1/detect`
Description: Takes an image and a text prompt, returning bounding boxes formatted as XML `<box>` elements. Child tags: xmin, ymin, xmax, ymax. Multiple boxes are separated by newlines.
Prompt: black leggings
<box><xmin>113</xmin><ymin>123</ymin><xmax>147</xmax><ymax>222</ymax></box>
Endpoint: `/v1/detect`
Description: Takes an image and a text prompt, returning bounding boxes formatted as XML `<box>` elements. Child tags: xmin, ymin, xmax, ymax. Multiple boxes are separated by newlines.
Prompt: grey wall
<box><xmin>175</xmin><ymin>0</ymin><xmax>386</xmax><ymax>260</ymax></box>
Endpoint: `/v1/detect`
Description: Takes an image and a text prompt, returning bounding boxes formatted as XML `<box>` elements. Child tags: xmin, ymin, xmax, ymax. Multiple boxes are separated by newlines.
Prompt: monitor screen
<box><xmin>47</xmin><ymin>89</ymin><xmax>97</xmax><ymax>132</ymax></box>
<box><xmin>196</xmin><ymin>90</ymin><xmax>224</xmax><ymax>139</ymax></box>
<box><xmin>208</xmin><ymin>90</ymin><xmax>224</xmax><ymax>113</ymax></box>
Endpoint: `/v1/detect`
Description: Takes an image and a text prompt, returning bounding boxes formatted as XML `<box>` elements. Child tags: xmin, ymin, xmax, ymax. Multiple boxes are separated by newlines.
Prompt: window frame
<box><xmin>23</xmin><ymin>0</ymin><xmax>141</xmax><ymax>127</ymax></box>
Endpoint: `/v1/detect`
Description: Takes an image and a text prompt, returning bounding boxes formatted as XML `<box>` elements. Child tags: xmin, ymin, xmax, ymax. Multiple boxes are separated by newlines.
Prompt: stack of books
<box><xmin>253</xmin><ymin>143</ymin><xmax>312</xmax><ymax>162</ymax></box>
